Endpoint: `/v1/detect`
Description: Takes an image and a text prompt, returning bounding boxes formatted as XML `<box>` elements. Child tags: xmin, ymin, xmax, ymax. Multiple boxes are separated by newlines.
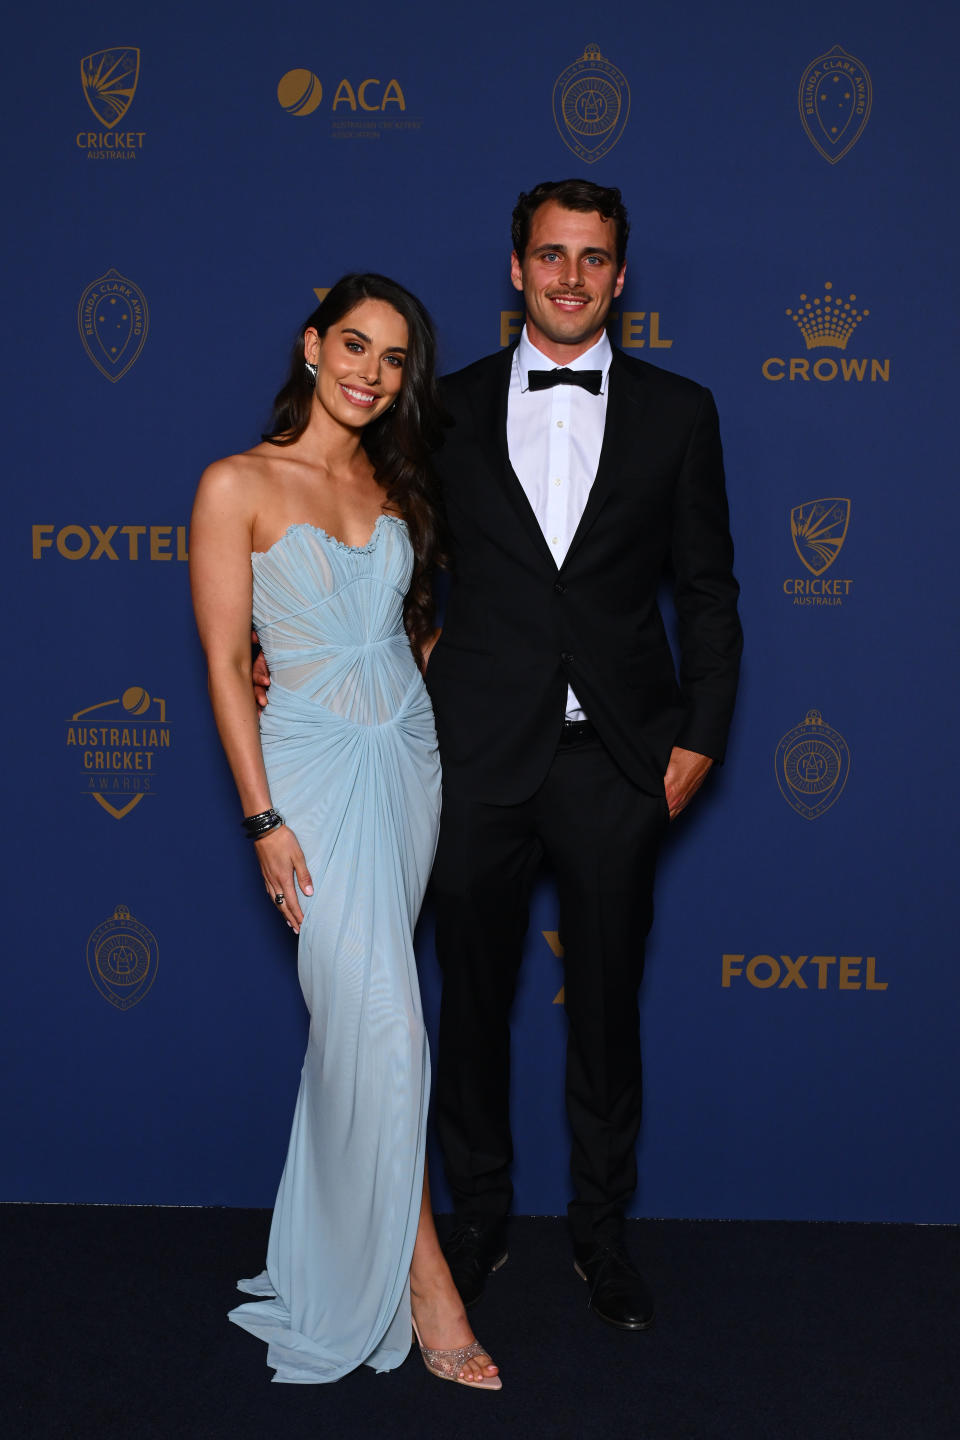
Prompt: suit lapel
<box><xmin>562</xmin><ymin>349</ymin><xmax>643</xmax><ymax>570</ymax></box>
<box><xmin>469</xmin><ymin>346</ymin><xmax>558</xmax><ymax>569</ymax></box>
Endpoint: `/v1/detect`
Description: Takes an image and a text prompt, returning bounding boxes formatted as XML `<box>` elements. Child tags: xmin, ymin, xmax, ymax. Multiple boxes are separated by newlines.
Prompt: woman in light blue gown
<box><xmin>190</xmin><ymin>275</ymin><xmax>500</xmax><ymax>1389</ymax></box>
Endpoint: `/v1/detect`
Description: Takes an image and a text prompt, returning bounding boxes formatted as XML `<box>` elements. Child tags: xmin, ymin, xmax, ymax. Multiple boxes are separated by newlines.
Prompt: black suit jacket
<box><xmin>425</xmin><ymin>344</ymin><xmax>742</xmax><ymax>804</ymax></box>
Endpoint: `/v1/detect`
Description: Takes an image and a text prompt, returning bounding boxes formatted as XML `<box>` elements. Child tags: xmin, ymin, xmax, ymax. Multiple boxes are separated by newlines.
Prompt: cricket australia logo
<box><xmin>791</xmin><ymin>499</ymin><xmax>850</xmax><ymax>576</ymax></box>
<box><xmin>81</xmin><ymin>47</ymin><xmax>140</xmax><ymax>128</ymax></box>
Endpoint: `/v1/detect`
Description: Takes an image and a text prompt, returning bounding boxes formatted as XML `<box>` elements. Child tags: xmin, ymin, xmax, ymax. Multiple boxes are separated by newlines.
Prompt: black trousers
<box><xmin>432</xmin><ymin>732</ymin><xmax>669</xmax><ymax>1248</ymax></box>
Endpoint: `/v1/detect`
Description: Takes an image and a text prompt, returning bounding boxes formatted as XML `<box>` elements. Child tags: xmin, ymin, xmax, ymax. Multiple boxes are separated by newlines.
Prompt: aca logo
<box><xmin>762</xmin><ymin>282</ymin><xmax>889</xmax><ymax>384</ymax></box>
<box><xmin>553</xmin><ymin>44</ymin><xmax>630</xmax><ymax>164</ymax></box>
<box><xmin>77</xmin><ymin>269</ymin><xmax>149</xmax><ymax>382</ymax></box>
<box><xmin>799</xmin><ymin>44</ymin><xmax>872</xmax><ymax>164</ymax></box>
<box><xmin>277</xmin><ymin>69</ymin><xmax>324</xmax><ymax>115</ymax></box>
<box><xmin>86</xmin><ymin>904</ymin><xmax>159</xmax><ymax>1010</ymax></box>
<box><xmin>66</xmin><ymin>687</ymin><xmax>171</xmax><ymax>820</ymax></box>
<box><xmin>276</xmin><ymin>68</ymin><xmax>418</xmax><ymax>140</ymax></box>
<box><xmin>775</xmin><ymin>709</ymin><xmax>850</xmax><ymax>819</ymax></box>
<box><xmin>77</xmin><ymin>47</ymin><xmax>145</xmax><ymax>159</ymax></box>
<box><xmin>783</xmin><ymin>499</ymin><xmax>853</xmax><ymax>606</ymax></box>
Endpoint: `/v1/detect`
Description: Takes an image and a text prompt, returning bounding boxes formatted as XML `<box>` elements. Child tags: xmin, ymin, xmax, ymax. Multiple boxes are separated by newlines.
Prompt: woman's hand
<box><xmin>252</xmin><ymin>631</ymin><xmax>271</xmax><ymax>709</ymax></box>
<box><xmin>253</xmin><ymin>825</ymin><xmax>314</xmax><ymax>934</ymax></box>
<box><xmin>420</xmin><ymin>627</ymin><xmax>442</xmax><ymax>672</ymax></box>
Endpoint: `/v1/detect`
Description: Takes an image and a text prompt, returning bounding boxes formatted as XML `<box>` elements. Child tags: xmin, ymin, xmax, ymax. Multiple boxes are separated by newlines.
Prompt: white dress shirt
<box><xmin>507</xmin><ymin>326</ymin><xmax>613</xmax><ymax>720</ymax></box>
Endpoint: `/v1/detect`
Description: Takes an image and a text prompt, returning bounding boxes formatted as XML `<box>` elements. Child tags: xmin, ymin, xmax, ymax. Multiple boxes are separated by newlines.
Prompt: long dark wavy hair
<box><xmin>263</xmin><ymin>273</ymin><xmax>448</xmax><ymax>665</ymax></box>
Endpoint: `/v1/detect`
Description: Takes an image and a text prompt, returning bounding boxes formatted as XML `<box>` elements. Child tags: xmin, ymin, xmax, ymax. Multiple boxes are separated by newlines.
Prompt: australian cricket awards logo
<box><xmin>553</xmin><ymin>44</ymin><xmax>630</xmax><ymax>164</ymax></box>
<box><xmin>77</xmin><ymin>270</ymin><xmax>149</xmax><ymax>381</ymax></box>
<box><xmin>86</xmin><ymin>904</ymin><xmax>158</xmax><ymax>1010</ymax></box>
<box><xmin>762</xmin><ymin>282</ymin><xmax>889</xmax><ymax>384</ymax></box>
<box><xmin>78</xmin><ymin>47</ymin><xmax>145</xmax><ymax>159</ymax></box>
<box><xmin>66</xmin><ymin>687</ymin><xmax>171</xmax><ymax>819</ymax></box>
<box><xmin>799</xmin><ymin>44</ymin><xmax>872</xmax><ymax>164</ymax></box>
<box><xmin>784</xmin><ymin>499</ymin><xmax>853</xmax><ymax>606</ymax></box>
<box><xmin>775</xmin><ymin>709</ymin><xmax>850</xmax><ymax>819</ymax></box>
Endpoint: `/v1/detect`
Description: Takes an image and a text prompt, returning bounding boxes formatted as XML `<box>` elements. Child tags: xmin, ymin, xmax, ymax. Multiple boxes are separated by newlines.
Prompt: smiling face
<box><xmin>304</xmin><ymin>297</ymin><xmax>408</xmax><ymax>427</ymax></box>
<box><xmin>510</xmin><ymin>199</ymin><xmax>626</xmax><ymax>364</ymax></box>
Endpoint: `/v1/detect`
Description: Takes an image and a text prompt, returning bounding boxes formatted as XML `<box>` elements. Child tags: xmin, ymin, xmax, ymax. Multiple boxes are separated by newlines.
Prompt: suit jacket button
<box><xmin>554</xmin><ymin>581</ymin><xmax>566</xmax><ymax>595</ymax></box>
<box><xmin>561</xmin><ymin>651</ymin><xmax>573</xmax><ymax>664</ymax></box>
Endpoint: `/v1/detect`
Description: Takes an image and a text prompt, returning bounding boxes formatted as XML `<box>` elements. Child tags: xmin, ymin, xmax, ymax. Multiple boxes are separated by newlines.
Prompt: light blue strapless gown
<box><xmin>228</xmin><ymin>514</ymin><xmax>440</xmax><ymax>1383</ymax></box>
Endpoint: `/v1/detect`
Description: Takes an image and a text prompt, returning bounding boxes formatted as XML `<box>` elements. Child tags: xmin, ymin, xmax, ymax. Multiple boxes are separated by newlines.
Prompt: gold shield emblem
<box><xmin>86</xmin><ymin>904</ymin><xmax>159</xmax><ymax>1010</ymax></box>
<box><xmin>798</xmin><ymin>44</ymin><xmax>872</xmax><ymax>164</ymax></box>
<box><xmin>775</xmin><ymin>710</ymin><xmax>851</xmax><ymax>820</ymax></box>
<box><xmin>77</xmin><ymin>269</ymin><xmax>149</xmax><ymax>382</ymax></box>
<box><xmin>81</xmin><ymin>47</ymin><xmax>140</xmax><ymax>129</ymax></box>
<box><xmin>553</xmin><ymin>45</ymin><xmax>630</xmax><ymax>164</ymax></box>
<box><xmin>791</xmin><ymin>499</ymin><xmax>851</xmax><ymax>576</ymax></box>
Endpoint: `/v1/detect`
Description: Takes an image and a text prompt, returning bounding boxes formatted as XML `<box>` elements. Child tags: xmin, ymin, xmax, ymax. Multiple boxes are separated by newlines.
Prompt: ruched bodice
<box><xmin>252</xmin><ymin>515</ymin><xmax>420</xmax><ymax>726</ymax></box>
<box><xmin>229</xmin><ymin>514</ymin><xmax>441</xmax><ymax>1384</ymax></box>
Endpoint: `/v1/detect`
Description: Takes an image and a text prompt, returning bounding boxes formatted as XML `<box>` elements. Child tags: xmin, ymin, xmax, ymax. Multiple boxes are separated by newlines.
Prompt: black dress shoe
<box><xmin>573</xmin><ymin>1241</ymin><xmax>655</xmax><ymax>1330</ymax></box>
<box><xmin>442</xmin><ymin>1220</ymin><xmax>508</xmax><ymax>1308</ymax></box>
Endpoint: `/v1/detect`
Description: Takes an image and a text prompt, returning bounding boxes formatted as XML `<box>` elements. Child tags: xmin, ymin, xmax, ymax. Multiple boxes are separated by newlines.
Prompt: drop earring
<box><xmin>304</xmin><ymin>360</ymin><xmax>317</xmax><ymax>382</ymax></box>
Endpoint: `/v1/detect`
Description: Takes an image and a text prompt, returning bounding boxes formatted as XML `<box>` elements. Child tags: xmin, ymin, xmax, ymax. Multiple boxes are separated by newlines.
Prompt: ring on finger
<box><xmin>274</xmin><ymin>893</ymin><xmax>285</xmax><ymax>907</ymax></box>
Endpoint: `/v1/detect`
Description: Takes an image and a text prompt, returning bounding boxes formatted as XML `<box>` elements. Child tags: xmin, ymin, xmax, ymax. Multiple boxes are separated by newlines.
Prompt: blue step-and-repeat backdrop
<box><xmin>4</xmin><ymin>1</ymin><xmax>957</xmax><ymax>1222</ymax></box>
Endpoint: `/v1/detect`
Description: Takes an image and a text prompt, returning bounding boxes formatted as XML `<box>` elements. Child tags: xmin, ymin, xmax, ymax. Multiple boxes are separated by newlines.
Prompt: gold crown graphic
<box><xmin>785</xmin><ymin>282</ymin><xmax>869</xmax><ymax>350</ymax></box>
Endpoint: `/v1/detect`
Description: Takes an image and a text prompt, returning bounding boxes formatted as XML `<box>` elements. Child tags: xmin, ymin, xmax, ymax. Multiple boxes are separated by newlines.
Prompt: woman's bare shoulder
<box><xmin>195</xmin><ymin>444</ymin><xmax>281</xmax><ymax>516</ymax></box>
<box><xmin>199</xmin><ymin>443</ymin><xmax>277</xmax><ymax>488</ymax></box>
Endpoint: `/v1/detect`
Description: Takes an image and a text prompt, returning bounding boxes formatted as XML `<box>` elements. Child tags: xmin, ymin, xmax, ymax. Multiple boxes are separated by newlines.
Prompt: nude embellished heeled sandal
<box><xmin>411</xmin><ymin>1319</ymin><xmax>502</xmax><ymax>1391</ymax></box>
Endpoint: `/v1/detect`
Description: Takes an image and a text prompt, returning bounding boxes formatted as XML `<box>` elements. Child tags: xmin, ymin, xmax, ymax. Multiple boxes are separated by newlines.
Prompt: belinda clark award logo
<box><xmin>77</xmin><ymin>269</ymin><xmax>149</xmax><ymax>381</ymax></box>
<box><xmin>799</xmin><ymin>44</ymin><xmax>872</xmax><ymax>164</ymax></box>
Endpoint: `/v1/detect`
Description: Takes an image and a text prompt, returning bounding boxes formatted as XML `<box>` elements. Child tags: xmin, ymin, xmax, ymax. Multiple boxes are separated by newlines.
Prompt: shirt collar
<box><xmin>515</xmin><ymin>326</ymin><xmax>613</xmax><ymax>394</ymax></box>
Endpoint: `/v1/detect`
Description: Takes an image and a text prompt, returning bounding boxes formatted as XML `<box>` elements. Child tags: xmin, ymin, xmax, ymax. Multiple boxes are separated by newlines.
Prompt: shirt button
<box><xmin>554</xmin><ymin>582</ymin><xmax>566</xmax><ymax>594</ymax></box>
<box><xmin>551</xmin><ymin>536</ymin><xmax>558</xmax><ymax>545</ymax></box>
<box><xmin>561</xmin><ymin>651</ymin><xmax>574</xmax><ymax>664</ymax></box>
<box><xmin>553</xmin><ymin>477</ymin><xmax>562</xmax><ymax>486</ymax></box>
<box><xmin>556</xmin><ymin>420</ymin><xmax>564</xmax><ymax>428</ymax></box>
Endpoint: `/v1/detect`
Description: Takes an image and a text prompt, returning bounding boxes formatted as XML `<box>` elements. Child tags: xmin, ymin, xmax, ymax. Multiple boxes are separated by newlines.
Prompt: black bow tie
<box><xmin>527</xmin><ymin>368</ymin><xmax>603</xmax><ymax>396</ymax></box>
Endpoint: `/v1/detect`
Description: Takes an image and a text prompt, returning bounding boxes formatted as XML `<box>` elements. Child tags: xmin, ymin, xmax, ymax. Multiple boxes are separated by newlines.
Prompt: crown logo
<box><xmin>785</xmin><ymin>282</ymin><xmax>868</xmax><ymax>350</ymax></box>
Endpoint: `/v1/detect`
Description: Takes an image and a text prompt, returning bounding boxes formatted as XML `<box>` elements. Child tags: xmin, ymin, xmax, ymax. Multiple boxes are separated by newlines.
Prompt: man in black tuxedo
<box><xmin>425</xmin><ymin>179</ymin><xmax>742</xmax><ymax>1330</ymax></box>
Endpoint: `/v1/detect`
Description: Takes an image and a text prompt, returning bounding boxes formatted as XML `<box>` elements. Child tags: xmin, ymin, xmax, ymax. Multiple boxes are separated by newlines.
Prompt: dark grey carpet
<box><xmin>2</xmin><ymin>1207</ymin><xmax>957</xmax><ymax>1439</ymax></box>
